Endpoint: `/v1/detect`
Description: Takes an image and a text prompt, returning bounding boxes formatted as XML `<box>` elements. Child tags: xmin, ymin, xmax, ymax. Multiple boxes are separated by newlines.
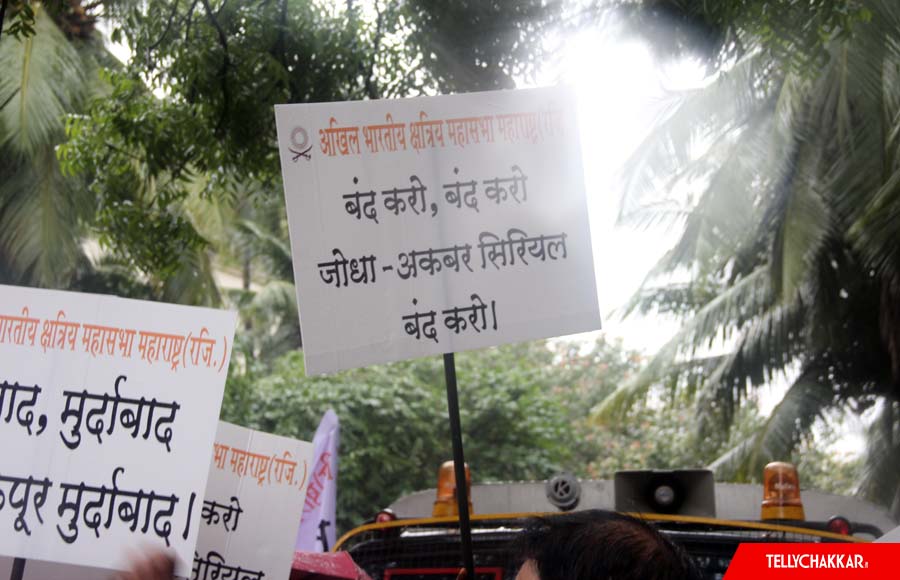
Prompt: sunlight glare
<box><xmin>540</xmin><ymin>24</ymin><xmax>689</xmax><ymax>353</ymax></box>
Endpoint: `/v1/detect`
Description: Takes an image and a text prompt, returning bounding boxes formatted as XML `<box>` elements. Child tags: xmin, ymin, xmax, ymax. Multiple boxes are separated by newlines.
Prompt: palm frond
<box><xmin>857</xmin><ymin>400</ymin><xmax>900</xmax><ymax>514</ymax></box>
<box><xmin>695</xmin><ymin>297</ymin><xmax>805</xmax><ymax>415</ymax></box>
<box><xmin>617</xmin><ymin>0</ymin><xmax>900</xmax><ymax>507</ymax></box>
<box><xmin>160</xmin><ymin>247</ymin><xmax>222</xmax><ymax>307</ymax></box>
<box><xmin>769</xmin><ymin>148</ymin><xmax>831</xmax><ymax>302</ymax></box>
<box><xmin>846</xmin><ymin>164</ymin><xmax>900</xmax><ymax>280</ymax></box>
<box><xmin>249</xmin><ymin>279</ymin><xmax>297</xmax><ymax>317</ymax></box>
<box><xmin>235</xmin><ymin>219</ymin><xmax>294</xmax><ymax>281</ymax></box>
<box><xmin>594</xmin><ymin>266</ymin><xmax>773</xmax><ymax>423</ymax></box>
<box><xmin>629</xmin><ymin>108</ymin><xmax>780</xmax><ymax>283</ymax></box>
<box><xmin>245</xmin><ymin>280</ymin><xmax>302</xmax><ymax>355</ymax></box>
<box><xmin>0</xmin><ymin>7</ymin><xmax>86</xmax><ymax>158</ymax></box>
<box><xmin>0</xmin><ymin>148</ymin><xmax>88</xmax><ymax>286</ymax></box>
<box><xmin>709</xmin><ymin>367</ymin><xmax>835</xmax><ymax>480</ymax></box>
<box><xmin>706</xmin><ymin>434</ymin><xmax>757</xmax><ymax>481</ymax></box>
<box><xmin>618</xmin><ymin>52</ymin><xmax>775</xmax><ymax>220</ymax></box>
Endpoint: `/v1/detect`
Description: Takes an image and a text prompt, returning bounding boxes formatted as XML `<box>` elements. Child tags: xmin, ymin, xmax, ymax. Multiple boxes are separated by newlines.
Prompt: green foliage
<box><xmin>106</xmin><ymin>0</ymin><xmax>369</xmax><ymax>176</ymax></box>
<box><xmin>615</xmin><ymin>0</ymin><xmax>872</xmax><ymax>74</ymax></box>
<box><xmin>55</xmin><ymin>0</ymin><xmax>561</xmax><ymax>279</ymax></box>
<box><xmin>2</xmin><ymin>1</ymin><xmax>38</xmax><ymax>40</ymax></box>
<box><xmin>221</xmin><ymin>338</ymin><xmax>649</xmax><ymax>531</ymax></box>
<box><xmin>222</xmin><ymin>333</ymin><xmax>854</xmax><ymax>530</ymax></box>
<box><xmin>606</xmin><ymin>0</ymin><xmax>900</xmax><ymax>514</ymax></box>
<box><xmin>400</xmin><ymin>0</ymin><xmax>558</xmax><ymax>92</ymax></box>
<box><xmin>1</xmin><ymin>1</ymin><xmax>83</xmax><ymax>42</ymax></box>
<box><xmin>0</xmin><ymin>4</ymin><xmax>102</xmax><ymax>287</ymax></box>
<box><xmin>581</xmin><ymin>400</ymin><xmax>764</xmax><ymax>479</ymax></box>
<box><xmin>61</xmin><ymin>71</ymin><xmax>211</xmax><ymax>280</ymax></box>
<box><xmin>798</xmin><ymin>438</ymin><xmax>863</xmax><ymax>497</ymax></box>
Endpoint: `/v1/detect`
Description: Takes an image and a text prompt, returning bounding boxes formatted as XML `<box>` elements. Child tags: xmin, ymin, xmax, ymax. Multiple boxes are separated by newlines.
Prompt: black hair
<box><xmin>514</xmin><ymin>510</ymin><xmax>701</xmax><ymax>580</ymax></box>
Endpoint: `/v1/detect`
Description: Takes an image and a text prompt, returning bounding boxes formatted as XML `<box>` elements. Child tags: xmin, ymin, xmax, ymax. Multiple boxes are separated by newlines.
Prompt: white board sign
<box><xmin>193</xmin><ymin>421</ymin><xmax>313</xmax><ymax>580</ymax></box>
<box><xmin>0</xmin><ymin>285</ymin><xmax>236</xmax><ymax>576</ymax></box>
<box><xmin>275</xmin><ymin>85</ymin><xmax>601</xmax><ymax>375</ymax></box>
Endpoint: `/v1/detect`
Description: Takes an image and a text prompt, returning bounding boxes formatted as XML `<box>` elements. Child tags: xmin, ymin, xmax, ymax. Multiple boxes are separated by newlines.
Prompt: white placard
<box><xmin>194</xmin><ymin>421</ymin><xmax>313</xmax><ymax>580</ymax></box>
<box><xmin>275</xmin><ymin>85</ymin><xmax>601</xmax><ymax>375</ymax></box>
<box><xmin>0</xmin><ymin>285</ymin><xmax>236</xmax><ymax>576</ymax></box>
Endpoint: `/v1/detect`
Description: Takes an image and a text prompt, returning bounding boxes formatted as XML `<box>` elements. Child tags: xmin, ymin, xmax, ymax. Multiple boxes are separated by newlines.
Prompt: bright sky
<box><xmin>531</xmin><ymin>23</ymin><xmax>698</xmax><ymax>354</ymax></box>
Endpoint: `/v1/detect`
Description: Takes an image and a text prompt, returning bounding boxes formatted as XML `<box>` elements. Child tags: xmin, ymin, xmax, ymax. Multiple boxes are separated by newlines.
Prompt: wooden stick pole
<box><xmin>10</xmin><ymin>558</ymin><xmax>25</xmax><ymax>580</ymax></box>
<box><xmin>443</xmin><ymin>353</ymin><xmax>476</xmax><ymax>580</ymax></box>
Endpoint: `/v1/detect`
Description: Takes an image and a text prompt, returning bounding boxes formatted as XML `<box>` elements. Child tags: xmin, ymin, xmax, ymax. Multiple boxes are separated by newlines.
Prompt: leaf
<box><xmin>594</xmin><ymin>265</ymin><xmax>775</xmax><ymax>425</ymax></box>
<box><xmin>617</xmin><ymin>52</ymin><xmax>773</xmax><ymax>223</ymax></box>
<box><xmin>857</xmin><ymin>402</ymin><xmax>900</xmax><ymax>513</ymax></box>
<box><xmin>709</xmin><ymin>367</ymin><xmax>834</xmax><ymax>480</ymax></box>
<box><xmin>770</xmin><ymin>150</ymin><xmax>831</xmax><ymax>302</ymax></box>
<box><xmin>0</xmin><ymin>147</ymin><xmax>88</xmax><ymax>286</ymax></box>
<box><xmin>0</xmin><ymin>7</ymin><xmax>87</xmax><ymax>158</ymax></box>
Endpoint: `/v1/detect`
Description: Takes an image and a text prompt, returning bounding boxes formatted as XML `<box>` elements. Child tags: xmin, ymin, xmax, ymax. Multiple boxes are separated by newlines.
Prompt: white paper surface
<box><xmin>193</xmin><ymin>421</ymin><xmax>313</xmax><ymax>580</ymax></box>
<box><xmin>275</xmin><ymin>85</ymin><xmax>601</xmax><ymax>375</ymax></box>
<box><xmin>0</xmin><ymin>285</ymin><xmax>236</xmax><ymax>576</ymax></box>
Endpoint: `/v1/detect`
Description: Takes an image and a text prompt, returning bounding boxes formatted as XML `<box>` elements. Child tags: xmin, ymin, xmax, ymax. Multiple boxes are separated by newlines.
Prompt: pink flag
<box><xmin>296</xmin><ymin>409</ymin><xmax>340</xmax><ymax>551</ymax></box>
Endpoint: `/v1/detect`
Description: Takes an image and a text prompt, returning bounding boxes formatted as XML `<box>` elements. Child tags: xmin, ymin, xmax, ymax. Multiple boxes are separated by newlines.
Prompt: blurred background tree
<box><xmin>222</xmin><ymin>337</ymin><xmax>749</xmax><ymax>532</ymax></box>
<box><xmin>598</xmin><ymin>0</ymin><xmax>900</xmax><ymax>516</ymax></box>
<box><xmin>0</xmin><ymin>2</ymin><xmax>112</xmax><ymax>287</ymax></box>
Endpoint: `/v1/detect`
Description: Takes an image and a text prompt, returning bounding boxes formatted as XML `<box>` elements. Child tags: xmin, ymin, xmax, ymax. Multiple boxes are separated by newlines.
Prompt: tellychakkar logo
<box><xmin>766</xmin><ymin>552</ymin><xmax>867</xmax><ymax>569</ymax></box>
<box><xmin>723</xmin><ymin>544</ymin><xmax>897</xmax><ymax>579</ymax></box>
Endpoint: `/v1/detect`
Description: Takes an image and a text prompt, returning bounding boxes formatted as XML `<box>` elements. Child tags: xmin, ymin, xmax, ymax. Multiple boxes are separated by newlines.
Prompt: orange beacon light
<box><xmin>761</xmin><ymin>461</ymin><xmax>805</xmax><ymax>521</ymax></box>
<box><xmin>432</xmin><ymin>460</ymin><xmax>473</xmax><ymax>518</ymax></box>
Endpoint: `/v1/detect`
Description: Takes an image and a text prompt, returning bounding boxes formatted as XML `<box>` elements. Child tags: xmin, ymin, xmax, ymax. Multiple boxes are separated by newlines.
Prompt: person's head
<box><xmin>514</xmin><ymin>510</ymin><xmax>700</xmax><ymax>580</ymax></box>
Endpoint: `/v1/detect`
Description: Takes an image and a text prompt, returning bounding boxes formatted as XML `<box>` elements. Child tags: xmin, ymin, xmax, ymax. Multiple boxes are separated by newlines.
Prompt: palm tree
<box><xmin>595</xmin><ymin>0</ymin><xmax>900</xmax><ymax>515</ymax></box>
<box><xmin>0</xmin><ymin>3</ymin><xmax>105</xmax><ymax>287</ymax></box>
<box><xmin>1</xmin><ymin>3</ymin><xmax>222</xmax><ymax>308</ymax></box>
<box><xmin>186</xmin><ymin>182</ymin><xmax>301</xmax><ymax>361</ymax></box>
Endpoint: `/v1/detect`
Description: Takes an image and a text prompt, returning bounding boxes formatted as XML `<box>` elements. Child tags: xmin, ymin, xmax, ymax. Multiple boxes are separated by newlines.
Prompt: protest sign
<box><xmin>0</xmin><ymin>285</ymin><xmax>236</xmax><ymax>576</ymax></box>
<box><xmin>194</xmin><ymin>421</ymin><xmax>313</xmax><ymax>580</ymax></box>
<box><xmin>275</xmin><ymin>85</ymin><xmax>601</xmax><ymax>375</ymax></box>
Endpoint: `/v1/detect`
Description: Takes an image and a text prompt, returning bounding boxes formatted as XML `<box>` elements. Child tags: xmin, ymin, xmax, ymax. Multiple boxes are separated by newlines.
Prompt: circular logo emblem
<box><xmin>291</xmin><ymin>126</ymin><xmax>309</xmax><ymax>150</ymax></box>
